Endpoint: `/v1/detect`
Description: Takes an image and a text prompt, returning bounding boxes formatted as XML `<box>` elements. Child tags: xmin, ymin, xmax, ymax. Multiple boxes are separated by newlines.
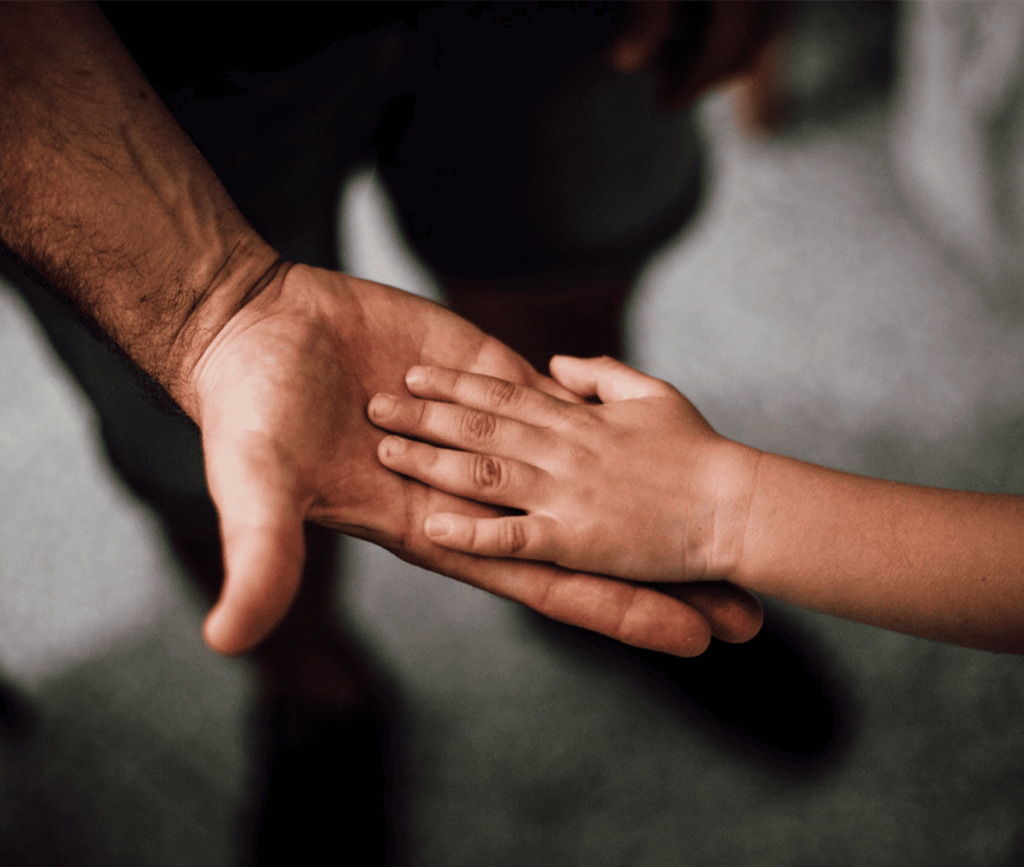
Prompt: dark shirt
<box><xmin>98</xmin><ymin>1</ymin><xmax>422</xmax><ymax>94</ymax></box>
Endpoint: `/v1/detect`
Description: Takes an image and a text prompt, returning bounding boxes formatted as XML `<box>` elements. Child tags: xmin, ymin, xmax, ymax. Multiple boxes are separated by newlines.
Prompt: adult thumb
<box><xmin>201</xmin><ymin>435</ymin><xmax>307</xmax><ymax>655</ymax></box>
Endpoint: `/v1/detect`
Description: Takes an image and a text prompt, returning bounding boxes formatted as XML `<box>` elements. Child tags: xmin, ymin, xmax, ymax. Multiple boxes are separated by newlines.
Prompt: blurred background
<box><xmin>4</xmin><ymin>2</ymin><xmax>1024</xmax><ymax>864</ymax></box>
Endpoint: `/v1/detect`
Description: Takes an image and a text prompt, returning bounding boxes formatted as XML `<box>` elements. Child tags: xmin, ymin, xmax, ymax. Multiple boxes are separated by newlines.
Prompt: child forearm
<box><xmin>367</xmin><ymin>357</ymin><xmax>1024</xmax><ymax>653</ymax></box>
<box><xmin>733</xmin><ymin>451</ymin><xmax>1024</xmax><ymax>652</ymax></box>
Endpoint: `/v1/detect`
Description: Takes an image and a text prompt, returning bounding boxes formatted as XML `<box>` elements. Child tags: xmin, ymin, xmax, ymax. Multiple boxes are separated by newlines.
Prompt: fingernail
<box><xmin>406</xmin><ymin>366</ymin><xmax>429</xmax><ymax>388</ymax></box>
<box><xmin>424</xmin><ymin>514</ymin><xmax>450</xmax><ymax>538</ymax></box>
<box><xmin>380</xmin><ymin>435</ymin><xmax>407</xmax><ymax>458</ymax></box>
<box><xmin>369</xmin><ymin>393</ymin><xmax>398</xmax><ymax>420</ymax></box>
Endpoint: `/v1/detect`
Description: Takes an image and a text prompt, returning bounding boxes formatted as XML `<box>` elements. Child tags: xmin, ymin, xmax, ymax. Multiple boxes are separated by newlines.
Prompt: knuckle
<box><xmin>498</xmin><ymin>519</ymin><xmax>528</xmax><ymax>555</ymax></box>
<box><xmin>485</xmin><ymin>377</ymin><xmax>521</xmax><ymax>409</ymax></box>
<box><xmin>471</xmin><ymin>454</ymin><xmax>505</xmax><ymax>490</ymax></box>
<box><xmin>460</xmin><ymin>407</ymin><xmax>498</xmax><ymax>445</ymax></box>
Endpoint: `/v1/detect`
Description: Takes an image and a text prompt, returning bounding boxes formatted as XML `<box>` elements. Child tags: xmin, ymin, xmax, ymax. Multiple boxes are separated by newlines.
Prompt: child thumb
<box><xmin>549</xmin><ymin>355</ymin><xmax>665</xmax><ymax>403</ymax></box>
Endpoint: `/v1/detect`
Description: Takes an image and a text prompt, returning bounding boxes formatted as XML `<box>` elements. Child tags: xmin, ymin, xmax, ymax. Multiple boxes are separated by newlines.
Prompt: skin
<box><xmin>191</xmin><ymin>265</ymin><xmax>763</xmax><ymax>655</ymax></box>
<box><xmin>0</xmin><ymin>2</ymin><xmax>762</xmax><ymax>658</ymax></box>
<box><xmin>370</xmin><ymin>356</ymin><xmax>1024</xmax><ymax>654</ymax></box>
<box><xmin>609</xmin><ymin>0</ymin><xmax>788</xmax><ymax>110</ymax></box>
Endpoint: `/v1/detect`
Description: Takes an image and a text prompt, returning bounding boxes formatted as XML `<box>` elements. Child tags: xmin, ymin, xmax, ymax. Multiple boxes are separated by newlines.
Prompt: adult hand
<box><xmin>190</xmin><ymin>266</ymin><xmax>762</xmax><ymax>655</ymax></box>
<box><xmin>0</xmin><ymin>4</ymin><xmax>761</xmax><ymax>657</ymax></box>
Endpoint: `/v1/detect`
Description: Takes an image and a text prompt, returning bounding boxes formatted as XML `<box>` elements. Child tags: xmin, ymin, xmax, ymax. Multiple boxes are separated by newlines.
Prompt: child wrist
<box><xmin>698</xmin><ymin>440</ymin><xmax>762</xmax><ymax>583</ymax></box>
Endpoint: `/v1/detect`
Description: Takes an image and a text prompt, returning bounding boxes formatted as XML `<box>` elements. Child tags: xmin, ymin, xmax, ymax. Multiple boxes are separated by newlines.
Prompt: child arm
<box><xmin>369</xmin><ymin>355</ymin><xmax>1024</xmax><ymax>653</ymax></box>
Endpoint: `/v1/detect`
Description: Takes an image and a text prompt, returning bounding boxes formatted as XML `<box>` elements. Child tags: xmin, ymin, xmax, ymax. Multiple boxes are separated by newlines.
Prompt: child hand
<box><xmin>367</xmin><ymin>356</ymin><xmax>760</xmax><ymax>583</ymax></box>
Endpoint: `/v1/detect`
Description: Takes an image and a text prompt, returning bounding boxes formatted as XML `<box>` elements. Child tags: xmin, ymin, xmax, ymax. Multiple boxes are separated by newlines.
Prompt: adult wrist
<box><xmin>160</xmin><ymin>235</ymin><xmax>286</xmax><ymax>421</ymax></box>
<box><xmin>0</xmin><ymin>2</ymin><xmax>287</xmax><ymax>422</ymax></box>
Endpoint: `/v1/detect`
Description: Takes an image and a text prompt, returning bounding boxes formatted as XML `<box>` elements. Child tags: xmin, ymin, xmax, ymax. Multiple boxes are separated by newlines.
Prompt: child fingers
<box><xmin>377</xmin><ymin>435</ymin><xmax>543</xmax><ymax>509</ymax></box>
<box><xmin>369</xmin><ymin>390</ymin><xmax>538</xmax><ymax>457</ymax></box>
<box><xmin>405</xmin><ymin>365</ymin><xmax>570</xmax><ymax>426</ymax></box>
<box><xmin>422</xmin><ymin>512</ymin><xmax>556</xmax><ymax>561</ymax></box>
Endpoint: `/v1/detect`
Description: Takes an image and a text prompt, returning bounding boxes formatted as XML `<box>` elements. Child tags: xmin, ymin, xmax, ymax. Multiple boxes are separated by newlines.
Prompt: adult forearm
<box><xmin>0</xmin><ymin>1</ymin><xmax>280</xmax><ymax>416</ymax></box>
<box><xmin>735</xmin><ymin>451</ymin><xmax>1024</xmax><ymax>652</ymax></box>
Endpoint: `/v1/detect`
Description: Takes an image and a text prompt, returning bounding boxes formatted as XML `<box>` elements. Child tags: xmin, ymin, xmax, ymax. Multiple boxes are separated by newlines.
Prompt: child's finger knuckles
<box><xmin>470</xmin><ymin>454</ymin><xmax>506</xmax><ymax>491</ymax></box>
<box><xmin>498</xmin><ymin>519</ymin><xmax>528</xmax><ymax>555</ymax></box>
<box><xmin>483</xmin><ymin>377</ymin><xmax>522</xmax><ymax>410</ymax></box>
<box><xmin>459</xmin><ymin>407</ymin><xmax>499</xmax><ymax>445</ymax></box>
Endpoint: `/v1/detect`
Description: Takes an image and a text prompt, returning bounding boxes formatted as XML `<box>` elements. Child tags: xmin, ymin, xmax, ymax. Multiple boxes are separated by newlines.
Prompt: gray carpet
<box><xmin>2</xmin><ymin>5</ymin><xmax>1024</xmax><ymax>865</ymax></box>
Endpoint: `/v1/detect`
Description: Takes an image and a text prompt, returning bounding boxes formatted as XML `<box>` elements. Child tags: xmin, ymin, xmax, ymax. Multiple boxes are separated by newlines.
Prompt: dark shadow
<box><xmin>530</xmin><ymin>599</ymin><xmax>855</xmax><ymax>777</ymax></box>
<box><xmin>0</xmin><ymin>676</ymin><xmax>36</xmax><ymax>741</ymax></box>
